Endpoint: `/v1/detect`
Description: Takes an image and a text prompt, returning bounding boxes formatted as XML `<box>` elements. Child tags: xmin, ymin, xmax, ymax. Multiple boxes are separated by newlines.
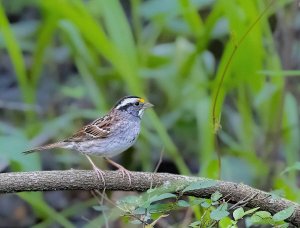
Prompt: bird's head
<box><xmin>114</xmin><ymin>96</ymin><xmax>153</xmax><ymax>118</ymax></box>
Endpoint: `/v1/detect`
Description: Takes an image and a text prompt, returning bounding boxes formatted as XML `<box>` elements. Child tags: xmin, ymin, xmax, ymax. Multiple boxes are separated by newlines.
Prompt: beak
<box><xmin>143</xmin><ymin>102</ymin><xmax>154</xmax><ymax>109</ymax></box>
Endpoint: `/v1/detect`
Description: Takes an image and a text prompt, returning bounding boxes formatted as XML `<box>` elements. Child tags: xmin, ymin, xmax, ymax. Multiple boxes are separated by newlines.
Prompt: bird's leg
<box><xmin>104</xmin><ymin>157</ymin><xmax>132</xmax><ymax>185</ymax></box>
<box><xmin>85</xmin><ymin>155</ymin><xmax>106</xmax><ymax>185</ymax></box>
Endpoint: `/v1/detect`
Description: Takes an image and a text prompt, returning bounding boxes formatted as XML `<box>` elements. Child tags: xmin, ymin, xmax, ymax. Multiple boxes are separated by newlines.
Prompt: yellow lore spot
<box><xmin>138</xmin><ymin>98</ymin><xmax>145</xmax><ymax>103</ymax></box>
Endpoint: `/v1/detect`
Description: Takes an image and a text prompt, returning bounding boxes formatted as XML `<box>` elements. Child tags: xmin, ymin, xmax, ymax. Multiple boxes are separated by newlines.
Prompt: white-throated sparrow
<box><xmin>24</xmin><ymin>96</ymin><xmax>153</xmax><ymax>185</ymax></box>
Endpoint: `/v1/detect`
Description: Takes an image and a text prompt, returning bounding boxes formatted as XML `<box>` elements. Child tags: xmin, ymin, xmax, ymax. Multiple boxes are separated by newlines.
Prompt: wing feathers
<box><xmin>24</xmin><ymin>113</ymin><xmax>119</xmax><ymax>153</ymax></box>
<box><xmin>63</xmin><ymin>114</ymin><xmax>117</xmax><ymax>142</ymax></box>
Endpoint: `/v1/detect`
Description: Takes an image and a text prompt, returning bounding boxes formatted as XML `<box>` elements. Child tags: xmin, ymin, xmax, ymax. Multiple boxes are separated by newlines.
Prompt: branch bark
<box><xmin>0</xmin><ymin>170</ymin><xmax>299</xmax><ymax>226</ymax></box>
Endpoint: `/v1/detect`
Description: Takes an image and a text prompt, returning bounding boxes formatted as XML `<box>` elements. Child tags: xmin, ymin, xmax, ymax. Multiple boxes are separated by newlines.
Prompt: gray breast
<box><xmin>78</xmin><ymin>114</ymin><xmax>141</xmax><ymax>157</ymax></box>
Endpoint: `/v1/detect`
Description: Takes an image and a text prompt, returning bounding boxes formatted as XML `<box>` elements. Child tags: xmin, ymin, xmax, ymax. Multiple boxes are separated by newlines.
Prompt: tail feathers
<box><xmin>23</xmin><ymin>142</ymin><xmax>67</xmax><ymax>154</ymax></box>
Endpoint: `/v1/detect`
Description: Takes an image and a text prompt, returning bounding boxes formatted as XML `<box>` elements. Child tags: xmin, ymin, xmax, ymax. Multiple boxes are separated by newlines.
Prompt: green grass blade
<box><xmin>0</xmin><ymin>2</ymin><xmax>33</xmax><ymax>105</ymax></box>
<box><xmin>30</xmin><ymin>14</ymin><xmax>58</xmax><ymax>88</ymax></box>
<box><xmin>18</xmin><ymin>192</ymin><xmax>74</xmax><ymax>228</ymax></box>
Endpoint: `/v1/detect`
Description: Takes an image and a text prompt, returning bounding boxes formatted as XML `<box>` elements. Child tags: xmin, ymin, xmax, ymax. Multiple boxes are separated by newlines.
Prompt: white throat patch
<box><xmin>138</xmin><ymin>108</ymin><xmax>145</xmax><ymax>117</ymax></box>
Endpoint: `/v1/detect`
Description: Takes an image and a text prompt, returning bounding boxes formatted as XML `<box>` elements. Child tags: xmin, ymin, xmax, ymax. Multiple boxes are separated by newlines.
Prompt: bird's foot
<box><xmin>117</xmin><ymin>166</ymin><xmax>132</xmax><ymax>186</ymax></box>
<box><xmin>105</xmin><ymin>158</ymin><xmax>132</xmax><ymax>186</ymax></box>
<box><xmin>85</xmin><ymin>155</ymin><xmax>106</xmax><ymax>186</ymax></box>
<box><xmin>93</xmin><ymin>166</ymin><xmax>106</xmax><ymax>186</ymax></box>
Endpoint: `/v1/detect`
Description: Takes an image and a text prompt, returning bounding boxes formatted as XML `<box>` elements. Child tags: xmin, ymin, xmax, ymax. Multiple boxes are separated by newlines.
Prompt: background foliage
<box><xmin>0</xmin><ymin>0</ymin><xmax>299</xmax><ymax>227</ymax></box>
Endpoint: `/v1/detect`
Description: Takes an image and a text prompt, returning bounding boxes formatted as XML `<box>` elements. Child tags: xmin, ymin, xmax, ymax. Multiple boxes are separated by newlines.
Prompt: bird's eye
<box><xmin>134</xmin><ymin>102</ymin><xmax>140</xmax><ymax>106</ymax></box>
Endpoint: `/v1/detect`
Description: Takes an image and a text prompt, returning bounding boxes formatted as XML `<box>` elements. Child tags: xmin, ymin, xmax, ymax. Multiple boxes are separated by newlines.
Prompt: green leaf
<box><xmin>211</xmin><ymin>191</ymin><xmax>222</xmax><ymax>202</ymax></box>
<box><xmin>244</xmin><ymin>207</ymin><xmax>260</xmax><ymax>216</ymax></box>
<box><xmin>280</xmin><ymin>162</ymin><xmax>300</xmax><ymax>175</ymax></box>
<box><xmin>148</xmin><ymin>203</ymin><xmax>174</xmax><ymax>213</ymax></box>
<box><xmin>149</xmin><ymin>193</ymin><xmax>177</xmax><ymax>203</ymax></box>
<box><xmin>220</xmin><ymin>216</ymin><xmax>235</xmax><ymax>227</ymax></box>
<box><xmin>277</xmin><ymin>224</ymin><xmax>289</xmax><ymax>228</ymax></box>
<box><xmin>251</xmin><ymin>211</ymin><xmax>273</xmax><ymax>224</ymax></box>
<box><xmin>117</xmin><ymin>195</ymin><xmax>142</xmax><ymax>206</ymax></box>
<box><xmin>177</xmin><ymin>200</ymin><xmax>190</xmax><ymax>207</ymax></box>
<box><xmin>273</xmin><ymin>206</ymin><xmax>295</xmax><ymax>222</ymax></box>
<box><xmin>133</xmin><ymin>207</ymin><xmax>146</xmax><ymax>215</ymax></box>
<box><xmin>146</xmin><ymin>188</ymin><xmax>156</xmax><ymax>194</ymax></box>
<box><xmin>233</xmin><ymin>207</ymin><xmax>244</xmax><ymax>220</ymax></box>
<box><xmin>201</xmin><ymin>200</ymin><xmax>211</xmax><ymax>208</ymax></box>
<box><xmin>189</xmin><ymin>221</ymin><xmax>201</xmax><ymax>227</ymax></box>
<box><xmin>190</xmin><ymin>198</ymin><xmax>205</xmax><ymax>206</ymax></box>
<box><xmin>130</xmin><ymin>219</ymin><xmax>142</xmax><ymax>225</ymax></box>
<box><xmin>210</xmin><ymin>203</ymin><xmax>230</xmax><ymax>221</ymax></box>
<box><xmin>183</xmin><ymin>180</ymin><xmax>217</xmax><ymax>192</ymax></box>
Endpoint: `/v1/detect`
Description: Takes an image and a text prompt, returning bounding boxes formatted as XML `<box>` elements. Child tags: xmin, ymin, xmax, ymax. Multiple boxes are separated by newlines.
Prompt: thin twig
<box><xmin>229</xmin><ymin>193</ymin><xmax>258</xmax><ymax>210</ymax></box>
<box><xmin>94</xmin><ymin>189</ymin><xmax>148</xmax><ymax>226</ymax></box>
<box><xmin>92</xmin><ymin>188</ymin><xmax>109</xmax><ymax>228</ymax></box>
<box><xmin>150</xmin><ymin>148</ymin><xmax>164</xmax><ymax>189</ymax></box>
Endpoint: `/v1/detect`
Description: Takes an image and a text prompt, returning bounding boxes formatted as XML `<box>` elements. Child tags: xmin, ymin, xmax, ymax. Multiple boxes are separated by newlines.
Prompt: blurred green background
<box><xmin>0</xmin><ymin>0</ymin><xmax>299</xmax><ymax>226</ymax></box>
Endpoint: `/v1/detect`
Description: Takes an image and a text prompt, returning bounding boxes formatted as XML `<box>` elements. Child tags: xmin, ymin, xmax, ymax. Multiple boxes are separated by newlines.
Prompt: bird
<box><xmin>23</xmin><ymin>96</ymin><xmax>153</xmax><ymax>185</ymax></box>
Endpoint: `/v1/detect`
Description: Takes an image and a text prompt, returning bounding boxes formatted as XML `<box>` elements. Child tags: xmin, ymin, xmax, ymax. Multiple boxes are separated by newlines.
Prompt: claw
<box><xmin>118</xmin><ymin>167</ymin><xmax>132</xmax><ymax>186</ymax></box>
<box><xmin>93</xmin><ymin>166</ymin><xmax>106</xmax><ymax>185</ymax></box>
<box><xmin>85</xmin><ymin>155</ymin><xmax>106</xmax><ymax>186</ymax></box>
<box><xmin>104</xmin><ymin>158</ymin><xmax>132</xmax><ymax>186</ymax></box>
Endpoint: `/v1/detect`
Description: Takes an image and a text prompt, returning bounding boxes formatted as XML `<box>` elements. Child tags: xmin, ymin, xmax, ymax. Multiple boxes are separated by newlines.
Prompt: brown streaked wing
<box><xmin>64</xmin><ymin>114</ymin><xmax>118</xmax><ymax>142</ymax></box>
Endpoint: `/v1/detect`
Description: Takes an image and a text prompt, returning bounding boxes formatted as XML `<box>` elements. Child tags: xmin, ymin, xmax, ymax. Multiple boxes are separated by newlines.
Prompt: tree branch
<box><xmin>0</xmin><ymin>170</ymin><xmax>299</xmax><ymax>226</ymax></box>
